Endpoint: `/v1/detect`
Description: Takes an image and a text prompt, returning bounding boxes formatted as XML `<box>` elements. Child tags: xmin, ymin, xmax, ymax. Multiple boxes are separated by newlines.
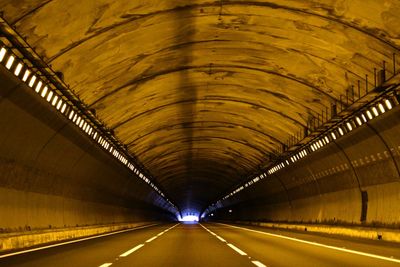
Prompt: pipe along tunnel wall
<box><xmin>214</xmin><ymin>104</ymin><xmax>400</xmax><ymax>228</ymax></box>
<box><xmin>0</xmin><ymin>66</ymin><xmax>175</xmax><ymax>236</ymax></box>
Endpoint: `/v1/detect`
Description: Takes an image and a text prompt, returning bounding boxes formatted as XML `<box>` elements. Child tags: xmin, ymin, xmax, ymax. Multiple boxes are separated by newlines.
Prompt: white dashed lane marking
<box><xmin>227</xmin><ymin>243</ymin><xmax>247</xmax><ymax>256</ymax></box>
<box><xmin>99</xmin><ymin>223</ymin><xmax>179</xmax><ymax>267</ymax></box>
<box><xmin>119</xmin><ymin>244</ymin><xmax>144</xmax><ymax>257</ymax></box>
<box><xmin>216</xmin><ymin>235</ymin><xmax>226</xmax><ymax>242</ymax></box>
<box><xmin>146</xmin><ymin>236</ymin><xmax>158</xmax><ymax>243</ymax></box>
<box><xmin>200</xmin><ymin>223</ymin><xmax>267</xmax><ymax>267</ymax></box>
<box><xmin>252</xmin><ymin>260</ymin><xmax>267</xmax><ymax>267</ymax></box>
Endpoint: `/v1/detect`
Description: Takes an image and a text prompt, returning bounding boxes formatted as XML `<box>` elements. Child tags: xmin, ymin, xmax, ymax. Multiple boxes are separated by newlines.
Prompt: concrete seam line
<box><xmin>0</xmin><ymin>223</ymin><xmax>160</xmax><ymax>259</ymax></box>
<box><xmin>219</xmin><ymin>223</ymin><xmax>400</xmax><ymax>264</ymax></box>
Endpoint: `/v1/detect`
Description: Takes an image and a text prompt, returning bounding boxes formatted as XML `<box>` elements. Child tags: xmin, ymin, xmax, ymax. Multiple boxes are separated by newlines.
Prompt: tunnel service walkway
<box><xmin>1</xmin><ymin>223</ymin><xmax>400</xmax><ymax>267</ymax></box>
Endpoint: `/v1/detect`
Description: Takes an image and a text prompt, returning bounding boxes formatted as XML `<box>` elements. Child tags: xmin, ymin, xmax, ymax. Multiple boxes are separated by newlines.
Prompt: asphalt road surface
<box><xmin>1</xmin><ymin>222</ymin><xmax>400</xmax><ymax>267</ymax></box>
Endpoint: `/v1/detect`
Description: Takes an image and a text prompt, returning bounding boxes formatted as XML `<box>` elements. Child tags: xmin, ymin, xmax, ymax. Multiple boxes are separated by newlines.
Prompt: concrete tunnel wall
<box><xmin>2</xmin><ymin>48</ymin><xmax>400</xmax><ymax>232</ymax></box>
<box><xmin>214</xmin><ymin>105</ymin><xmax>400</xmax><ymax>227</ymax></box>
<box><xmin>0</xmin><ymin>67</ymin><xmax>175</xmax><ymax>233</ymax></box>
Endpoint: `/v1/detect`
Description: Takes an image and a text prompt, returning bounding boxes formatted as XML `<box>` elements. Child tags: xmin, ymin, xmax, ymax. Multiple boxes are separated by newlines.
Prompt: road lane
<box><xmin>0</xmin><ymin>224</ymin><xmax>175</xmax><ymax>267</ymax></box>
<box><xmin>206</xmin><ymin>223</ymin><xmax>400</xmax><ymax>267</ymax></box>
<box><xmin>2</xmin><ymin>222</ymin><xmax>400</xmax><ymax>267</ymax></box>
<box><xmin>112</xmin><ymin>223</ymin><xmax>254</xmax><ymax>267</ymax></box>
<box><xmin>200</xmin><ymin>223</ymin><xmax>267</xmax><ymax>267</ymax></box>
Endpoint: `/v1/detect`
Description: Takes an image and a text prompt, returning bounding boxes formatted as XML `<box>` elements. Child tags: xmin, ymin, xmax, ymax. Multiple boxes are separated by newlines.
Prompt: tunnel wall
<box><xmin>0</xmin><ymin>67</ymin><xmax>174</xmax><ymax>233</ymax></box>
<box><xmin>215</xmin><ymin>105</ymin><xmax>400</xmax><ymax>227</ymax></box>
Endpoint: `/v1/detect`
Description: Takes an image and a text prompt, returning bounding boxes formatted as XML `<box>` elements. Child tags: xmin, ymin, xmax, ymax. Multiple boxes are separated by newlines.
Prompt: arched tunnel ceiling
<box><xmin>1</xmin><ymin>0</ymin><xmax>400</xmax><ymax>213</ymax></box>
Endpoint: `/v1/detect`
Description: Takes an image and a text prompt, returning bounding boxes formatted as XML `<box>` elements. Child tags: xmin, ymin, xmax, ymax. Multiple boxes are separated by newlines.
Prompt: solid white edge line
<box><xmin>227</xmin><ymin>243</ymin><xmax>247</xmax><ymax>255</ymax></box>
<box><xmin>252</xmin><ymin>260</ymin><xmax>267</xmax><ymax>267</ymax></box>
<box><xmin>0</xmin><ymin>223</ymin><xmax>159</xmax><ymax>259</ymax></box>
<box><xmin>99</xmin><ymin>263</ymin><xmax>113</xmax><ymax>267</ymax></box>
<box><xmin>146</xmin><ymin>236</ymin><xmax>158</xmax><ymax>243</ymax></box>
<box><xmin>219</xmin><ymin>223</ymin><xmax>400</xmax><ymax>264</ymax></box>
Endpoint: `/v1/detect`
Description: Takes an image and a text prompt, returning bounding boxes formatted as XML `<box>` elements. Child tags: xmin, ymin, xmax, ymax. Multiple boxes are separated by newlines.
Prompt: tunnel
<box><xmin>1</xmin><ymin>1</ymin><xmax>400</xmax><ymax>266</ymax></box>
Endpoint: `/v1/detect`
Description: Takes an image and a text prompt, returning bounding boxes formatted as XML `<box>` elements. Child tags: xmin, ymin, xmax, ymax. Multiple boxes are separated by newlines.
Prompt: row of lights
<box><xmin>210</xmin><ymin>96</ymin><xmax>397</xmax><ymax>208</ymax></box>
<box><xmin>309</xmin><ymin>98</ymin><xmax>393</xmax><ymax>154</ymax></box>
<box><xmin>0</xmin><ymin>44</ymin><xmax>176</xmax><ymax>211</ymax></box>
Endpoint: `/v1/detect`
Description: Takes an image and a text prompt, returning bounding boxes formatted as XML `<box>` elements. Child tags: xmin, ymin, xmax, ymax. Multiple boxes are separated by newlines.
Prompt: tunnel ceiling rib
<box><xmin>1</xmin><ymin>0</ymin><xmax>399</xmax><ymax>212</ymax></box>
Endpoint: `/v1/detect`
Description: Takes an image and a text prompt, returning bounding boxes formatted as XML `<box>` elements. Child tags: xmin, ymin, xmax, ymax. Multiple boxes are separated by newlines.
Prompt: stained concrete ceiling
<box><xmin>1</xmin><ymin>0</ymin><xmax>400</xmax><ymax>213</ymax></box>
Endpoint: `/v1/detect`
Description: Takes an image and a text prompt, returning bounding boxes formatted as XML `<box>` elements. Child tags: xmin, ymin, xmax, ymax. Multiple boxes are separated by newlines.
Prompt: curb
<box><xmin>228</xmin><ymin>221</ymin><xmax>400</xmax><ymax>243</ymax></box>
<box><xmin>0</xmin><ymin>221</ymin><xmax>157</xmax><ymax>253</ymax></box>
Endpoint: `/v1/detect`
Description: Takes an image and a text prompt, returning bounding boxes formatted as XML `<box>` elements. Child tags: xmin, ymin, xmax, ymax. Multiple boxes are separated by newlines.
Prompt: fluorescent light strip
<box><xmin>0</xmin><ymin>47</ymin><xmax>6</xmax><ymax>62</ymax></box>
<box><xmin>385</xmin><ymin>99</ymin><xmax>392</xmax><ymax>110</ymax></box>
<box><xmin>46</xmin><ymin>90</ymin><xmax>53</xmax><ymax>102</ymax></box>
<box><xmin>35</xmin><ymin>81</ymin><xmax>42</xmax><ymax>93</ymax></box>
<box><xmin>52</xmin><ymin>95</ymin><xmax>58</xmax><ymax>106</ymax></box>
<box><xmin>0</xmin><ymin>42</ymin><xmax>173</xmax><ymax>209</ymax></box>
<box><xmin>6</xmin><ymin>55</ymin><xmax>14</xmax><ymax>69</ymax></box>
<box><xmin>14</xmin><ymin>63</ymin><xmax>23</xmax><ymax>76</ymax></box>
<box><xmin>372</xmin><ymin>107</ymin><xmax>379</xmax><ymax>117</ymax></box>
<box><xmin>69</xmin><ymin>110</ymin><xmax>75</xmax><ymax>120</ymax></box>
<box><xmin>61</xmin><ymin>103</ymin><xmax>67</xmax><ymax>114</ymax></box>
<box><xmin>346</xmin><ymin>122</ymin><xmax>352</xmax><ymax>131</ymax></box>
<box><xmin>29</xmin><ymin>75</ymin><xmax>36</xmax><ymax>88</ymax></box>
<box><xmin>41</xmin><ymin>86</ymin><xmax>48</xmax><ymax>97</ymax></box>
<box><xmin>22</xmin><ymin>70</ymin><xmax>30</xmax><ymax>81</ymax></box>
<box><xmin>378</xmin><ymin>103</ymin><xmax>385</xmax><ymax>113</ymax></box>
<box><xmin>57</xmin><ymin>100</ymin><xmax>63</xmax><ymax>110</ymax></box>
